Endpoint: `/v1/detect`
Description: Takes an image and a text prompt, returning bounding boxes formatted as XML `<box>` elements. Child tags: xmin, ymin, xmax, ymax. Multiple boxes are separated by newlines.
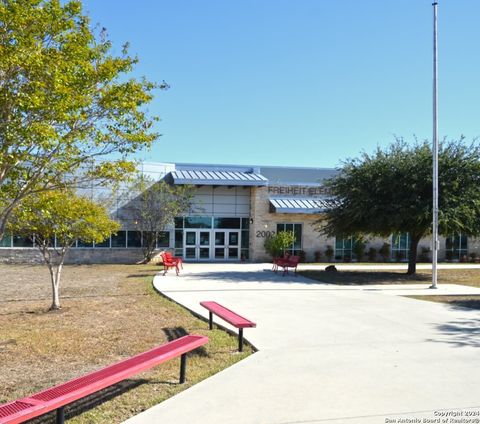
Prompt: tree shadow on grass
<box><xmin>26</xmin><ymin>379</ymin><xmax>160</xmax><ymax>424</ymax></box>
<box><xmin>162</xmin><ymin>326</ymin><xmax>208</xmax><ymax>358</ymax></box>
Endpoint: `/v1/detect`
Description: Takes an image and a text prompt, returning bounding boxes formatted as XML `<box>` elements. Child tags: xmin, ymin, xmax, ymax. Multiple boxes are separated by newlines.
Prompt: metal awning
<box><xmin>166</xmin><ymin>169</ymin><xmax>268</xmax><ymax>186</ymax></box>
<box><xmin>269</xmin><ymin>197</ymin><xmax>338</xmax><ymax>214</ymax></box>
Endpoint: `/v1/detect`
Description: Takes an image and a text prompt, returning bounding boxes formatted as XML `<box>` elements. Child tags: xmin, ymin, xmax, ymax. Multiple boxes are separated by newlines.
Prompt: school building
<box><xmin>0</xmin><ymin>162</ymin><xmax>476</xmax><ymax>264</ymax></box>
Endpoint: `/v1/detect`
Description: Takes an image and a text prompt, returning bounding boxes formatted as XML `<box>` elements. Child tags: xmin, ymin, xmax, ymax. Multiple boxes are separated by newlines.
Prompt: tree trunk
<box><xmin>39</xmin><ymin>244</ymin><xmax>66</xmax><ymax>310</ymax></box>
<box><xmin>50</xmin><ymin>263</ymin><xmax>63</xmax><ymax>310</ymax></box>
<box><xmin>407</xmin><ymin>234</ymin><xmax>421</xmax><ymax>275</ymax></box>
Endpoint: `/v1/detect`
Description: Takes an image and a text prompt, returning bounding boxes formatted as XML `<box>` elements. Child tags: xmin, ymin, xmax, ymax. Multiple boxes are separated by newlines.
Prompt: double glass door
<box><xmin>184</xmin><ymin>230</ymin><xmax>240</xmax><ymax>260</ymax></box>
<box><xmin>184</xmin><ymin>230</ymin><xmax>211</xmax><ymax>260</ymax></box>
<box><xmin>214</xmin><ymin>230</ymin><xmax>240</xmax><ymax>260</ymax></box>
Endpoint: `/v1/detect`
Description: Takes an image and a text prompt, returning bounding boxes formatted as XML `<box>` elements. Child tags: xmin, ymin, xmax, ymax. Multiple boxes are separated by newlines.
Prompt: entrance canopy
<box><xmin>166</xmin><ymin>168</ymin><xmax>268</xmax><ymax>186</ymax></box>
<box><xmin>269</xmin><ymin>197</ymin><xmax>338</xmax><ymax>214</ymax></box>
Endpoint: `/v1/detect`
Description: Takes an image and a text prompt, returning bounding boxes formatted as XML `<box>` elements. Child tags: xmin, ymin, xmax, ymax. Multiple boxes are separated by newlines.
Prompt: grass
<box><xmin>406</xmin><ymin>295</ymin><xmax>480</xmax><ymax>310</ymax></box>
<box><xmin>300</xmin><ymin>266</ymin><xmax>480</xmax><ymax>311</ymax></box>
<box><xmin>299</xmin><ymin>268</ymin><xmax>480</xmax><ymax>287</ymax></box>
<box><xmin>0</xmin><ymin>264</ymin><xmax>253</xmax><ymax>423</ymax></box>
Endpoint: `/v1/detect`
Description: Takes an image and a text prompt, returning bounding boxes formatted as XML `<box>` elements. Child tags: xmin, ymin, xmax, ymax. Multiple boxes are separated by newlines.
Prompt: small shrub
<box><xmin>264</xmin><ymin>231</ymin><xmax>295</xmax><ymax>259</ymax></box>
<box><xmin>314</xmin><ymin>250</ymin><xmax>322</xmax><ymax>262</ymax></box>
<box><xmin>445</xmin><ymin>250</ymin><xmax>454</xmax><ymax>261</ymax></box>
<box><xmin>353</xmin><ymin>240</ymin><xmax>366</xmax><ymax>262</ymax></box>
<box><xmin>325</xmin><ymin>245</ymin><xmax>334</xmax><ymax>262</ymax></box>
<box><xmin>299</xmin><ymin>250</ymin><xmax>306</xmax><ymax>263</ymax></box>
<box><xmin>470</xmin><ymin>252</ymin><xmax>478</xmax><ymax>263</ymax></box>
<box><xmin>418</xmin><ymin>247</ymin><xmax>430</xmax><ymax>262</ymax></box>
<box><xmin>367</xmin><ymin>247</ymin><xmax>377</xmax><ymax>262</ymax></box>
<box><xmin>395</xmin><ymin>251</ymin><xmax>405</xmax><ymax>262</ymax></box>
<box><xmin>379</xmin><ymin>243</ymin><xmax>390</xmax><ymax>262</ymax></box>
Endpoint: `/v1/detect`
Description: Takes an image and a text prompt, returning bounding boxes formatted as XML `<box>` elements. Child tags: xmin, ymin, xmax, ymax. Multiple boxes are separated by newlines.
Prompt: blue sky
<box><xmin>82</xmin><ymin>0</ymin><xmax>480</xmax><ymax>168</ymax></box>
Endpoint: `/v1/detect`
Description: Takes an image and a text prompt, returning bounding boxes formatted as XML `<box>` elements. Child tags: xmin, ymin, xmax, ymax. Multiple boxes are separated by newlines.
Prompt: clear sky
<box><xmin>82</xmin><ymin>0</ymin><xmax>480</xmax><ymax>168</ymax></box>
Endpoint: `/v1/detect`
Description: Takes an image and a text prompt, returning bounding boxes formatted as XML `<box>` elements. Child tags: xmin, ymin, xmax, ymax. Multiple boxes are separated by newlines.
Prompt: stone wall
<box><xmin>0</xmin><ymin>248</ymin><xmax>145</xmax><ymax>264</ymax></box>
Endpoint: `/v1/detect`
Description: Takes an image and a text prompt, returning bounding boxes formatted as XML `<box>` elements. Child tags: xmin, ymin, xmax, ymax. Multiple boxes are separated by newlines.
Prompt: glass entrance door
<box><xmin>214</xmin><ymin>230</ymin><xmax>240</xmax><ymax>260</ymax></box>
<box><xmin>185</xmin><ymin>230</ymin><xmax>210</xmax><ymax>260</ymax></box>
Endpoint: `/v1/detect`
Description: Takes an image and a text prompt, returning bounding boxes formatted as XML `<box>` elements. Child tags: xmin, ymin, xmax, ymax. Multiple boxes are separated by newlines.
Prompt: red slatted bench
<box><xmin>160</xmin><ymin>252</ymin><xmax>180</xmax><ymax>276</ymax></box>
<box><xmin>0</xmin><ymin>334</ymin><xmax>208</xmax><ymax>424</ymax></box>
<box><xmin>200</xmin><ymin>301</ymin><xmax>256</xmax><ymax>352</ymax></box>
<box><xmin>276</xmin><ymin>255</ymin><xmax>300</xmax><ymax>276</ymax></box>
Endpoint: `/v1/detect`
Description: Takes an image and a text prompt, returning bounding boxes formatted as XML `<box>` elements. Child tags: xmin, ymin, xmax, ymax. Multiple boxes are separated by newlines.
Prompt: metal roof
<box><xmin>167</xmin><ymin>169</ymin><xmax>268</xmax><ymax>186</ymax></box>
<box><xmin>269</xmin><ymin>197</ymin><xmax>339</xmax><ymax>214</ymax></box>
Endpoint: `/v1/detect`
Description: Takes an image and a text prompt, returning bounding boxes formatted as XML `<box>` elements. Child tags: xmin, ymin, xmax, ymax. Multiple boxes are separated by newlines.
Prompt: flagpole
<box><xmin>430</xmin><ymin>1</ymin><xmax>439</xmax><ymax>289</ymax></box>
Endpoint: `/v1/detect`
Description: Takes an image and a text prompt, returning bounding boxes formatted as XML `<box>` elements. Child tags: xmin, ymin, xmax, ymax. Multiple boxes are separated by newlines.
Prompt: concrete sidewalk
<box><xmin>124</xmin><ymin>263</ymin><xmax>480</xmax><ymax>424</ymax></box>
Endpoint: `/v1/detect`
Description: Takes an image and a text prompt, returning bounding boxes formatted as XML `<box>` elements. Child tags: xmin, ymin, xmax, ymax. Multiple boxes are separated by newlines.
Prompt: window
<box><xmin>77</xmin><ymin>240</ymin><xmax>93</xmax><ymax>248</ymax></box>
<box><xmin>0</xmin><ymin>234</ymin><xmax>12</xmax><ymax>248</ymax></box>
<box><xmin>276</xmin><ymin>223</ymin><xmax>302</xmax><ymax>255</ymax></box>
<box><xmin>184</xmin><ymin>217</ymin><xmax>212</xmax><ymax>228</ymax></box>
<box><xmin>156</xmin><ymin>231</ymin><xmax>170</xmax><ymax>248</ymax></box>
<box><xmin>391</xmin><ymin>233</ymin><xmax>410</xmax><ymax>261</ymax></box>
<box><xmin>214</xmin><ymin>217</ymin><xmax>241</xmax><ymax>229</ymax></box>
<box><xmin>445</xmin><ymin>234</ymin><xmax>468</xmax><ymax>260</ymax></box>
<box><xmin>95</xmin><ymin>236</ymin><xmax>111</xmax><ymax>248</ymax></box>
<box><xmin>111</xmin><ymin>231</ymin><xmax>127</xmax><ymax>248</ymax></box>
<box><xmin>335</xmin><ymin>237</ymin><xmax>354</xmax><ymax>261</ymax></box>
<box><xmin>127</xmin><ymin>231</ymin><xmax>142</xmax><ymax>248</ymax></box>
<box><xmin>12</xmin><ymin>235</ymin><xmax>33</xmax><ymax>248</ymax></box>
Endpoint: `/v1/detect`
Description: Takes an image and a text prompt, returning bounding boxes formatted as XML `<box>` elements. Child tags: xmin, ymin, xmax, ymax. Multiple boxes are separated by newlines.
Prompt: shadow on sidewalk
<box><xmin>429</xmin><ymin>316</ymin><xmax>480</xmax><ymax>348</ymax></box>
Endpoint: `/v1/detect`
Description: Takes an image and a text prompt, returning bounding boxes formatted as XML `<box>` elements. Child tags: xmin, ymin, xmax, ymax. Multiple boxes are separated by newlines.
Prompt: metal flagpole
<box><xmin>430</xmin><ymin>1</ymin><xmax>439</xmax><ymax>289</ymax></box>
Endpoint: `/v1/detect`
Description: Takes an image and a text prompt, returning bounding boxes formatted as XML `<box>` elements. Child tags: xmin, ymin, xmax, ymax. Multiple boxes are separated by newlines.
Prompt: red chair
<box><xmin>160</xmin><ymin>252</ymin><xmax>180</xmax><ymax>276</ymax></box>
<box><xmin>272</xmin><ymin>253</ymin><xmax>290</xmax><ymax>273</ymax></box>
<box><xmin>164</xmin><ymin>251</ymin><xmax>183</xmax><ymax>269</ymax></box>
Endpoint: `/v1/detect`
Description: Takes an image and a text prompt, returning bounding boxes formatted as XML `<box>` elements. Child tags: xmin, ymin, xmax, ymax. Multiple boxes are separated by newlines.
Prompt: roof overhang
<box><xmin>269</xmin><ymin>197</ymin><xmax>338</xmax><ymax>214</ymax></box>
<box><xmin>166</xmin><ymin>169</ymin><xmax>268</xmax><ymax>186</ymax></box>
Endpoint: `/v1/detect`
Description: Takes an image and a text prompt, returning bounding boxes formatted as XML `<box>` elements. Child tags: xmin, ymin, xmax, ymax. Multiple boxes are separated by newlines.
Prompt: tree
<box><xmin>264</xmin><ymin>231</ymin><xmax>296</xmax><ymax>259</ymax></box>
<box><xmin>127</xmin><ymin>175</ymin><xmax>194</xmax><ymax>263</ymax></box>
<box><xmin>0</xmin><ymin>0</ymin><xmax>162</xmax><ymax>241</ymax></box>
<box><xmin>319</xmin><ymin>138</ymin><xmax>480</xmax><ymax>274</ymax></box>
<box><xmin>8</xmin><ymin>190</ymin><xmax>120</xmax><ymax>310</ymax></box>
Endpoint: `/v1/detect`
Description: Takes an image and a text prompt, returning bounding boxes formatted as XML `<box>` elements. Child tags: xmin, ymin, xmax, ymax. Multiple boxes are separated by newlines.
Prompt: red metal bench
<box><xmin>0</xmin><ymin>335</ymin><xmax>208</xmax><ymax>424</ymax></box>
<box><xmin>200</xmin><ymin>301</ymin><xmax>256</xmax><ymax>352</ymax></box>
<box><xmin>160</xmin><ymin>252</ymin><xmax>181</xmax><ymax>276</ymax></box>
<box><xmin>272</xmin><ymin>253</ymin><xmax>290</xmax><ymax>272</ymax></box>
<box><xmin>276</xmin><ymin>255</ymin><xmax>300</xmax><ymax>276</ymax></box>
<box><xmin>164</xmin><ymin>251</ymin><xmax>183</xmax><ymax>269</ymax></box>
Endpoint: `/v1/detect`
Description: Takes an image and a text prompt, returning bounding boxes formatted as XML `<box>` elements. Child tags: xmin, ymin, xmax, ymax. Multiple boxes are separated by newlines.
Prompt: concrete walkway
<box><xmin>125</xmin><ymin>263</ymin><xmax>480</xmax><ymax>424</ymax></box>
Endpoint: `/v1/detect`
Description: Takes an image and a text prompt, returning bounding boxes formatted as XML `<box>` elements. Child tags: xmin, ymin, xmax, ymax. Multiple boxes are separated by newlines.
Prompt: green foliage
<box><xmin>7</xmin><ymin>190</ymin><xmax>120</xmax><ymax>309</ymax></box>
<box><xmin>352</xmin><ymin>239</ymin><xmax>366</xmax><ymax>262</ymax></box>
<box><xmin>379</xmin><ymin>243</ymin><xmax>391</xmax><ymax>262</ymax></box>
<box><xmin>367</xmin><ymin>247</ymin><xmax>377</xmax><ymax>262</ymax></box>
<box><xmin>127</xmin><ymin>175</ymin><xmax>194</xmax><ymax>262</ymax></box>
<box><xmin>324</xmin><ymin>245</ymin><xmax>334</xmax><ymax>262</ymax></box>
<box><xmin>319</xmin><ymin>138</ymin><xmax>480</xmax><ymax>273</ymax></box>
<box><xmin>8</xmin><ymin>190</ymin><xmax>120</xmax><ymax>247</ymax></box>
<box><xmin>0</xmin><ymin>0</ymin><xmax>160</xmax><ymax>239</ymax></box>
<box><xmin>264</xmin><ymin>231</ymin><xmax>295</xmax><ymax>258</ymax></box>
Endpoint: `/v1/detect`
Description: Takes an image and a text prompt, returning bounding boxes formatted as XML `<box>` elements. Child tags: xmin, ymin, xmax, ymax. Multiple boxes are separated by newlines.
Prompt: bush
<box><xmin>395</xmin><ymin>251</ymin><xmax>405</xmax><ymax>262</ymax></box>
<box><xmin>314</xmin><ymin>250</ymin><xmax>322</xmax><ymax>262</ymax></box>
<box><xmin>353</xmin><ymin>240</ymin><xmax>366</xmax><ymax>262</ymax></box>
<box><xmin>264</xmin><ymin>231</ymin><xmax>295</xmax><ymax>259</ymax></box>
<box><xmin>325</xmin><ymin>245</ymin><xmax>334</xmax><ymax>262</ymax></box>
<box><xmin>299</xmin><ymin>250</ymin><xmax>306</xmax><ymax>262</ymax></box>
<box><xmin>445</xmin><ymin>250</ymin><xmax>454</xmax><ymax>261</ymax></box>
<box><xmin>379</xmin><ymin>243</ymin><xmax>390</xmax><ymax>262</ymax></box>
<box><xmin>418</xmin><ymin>247</ymin><xmax>431</xmax><ymax>262</ymax></box>
<box><xmin>367</xmin><ymin>247</ymin><xmax>377</xmax><ymax>262</ymax></box>
<box><xmin>469</xmin><ymin>252</ymin><xmax>478</xmax><ymax>263</ymax></box>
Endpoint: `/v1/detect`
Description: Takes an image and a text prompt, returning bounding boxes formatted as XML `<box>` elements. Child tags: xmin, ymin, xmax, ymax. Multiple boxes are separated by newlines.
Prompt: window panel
<box><xmin>127</xmin><ymin>231</ymin><xmax>142</xmax><ymax>248</ymax></box>
<box><xmin>111</xmin><ymin>231</ymin><xmax>127</xmax><ymax>248</ymax></box>
<box><xmin>157</xmin><ymin>231</ymin><xmax>170</xmax><ymax>248</ymax></box>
